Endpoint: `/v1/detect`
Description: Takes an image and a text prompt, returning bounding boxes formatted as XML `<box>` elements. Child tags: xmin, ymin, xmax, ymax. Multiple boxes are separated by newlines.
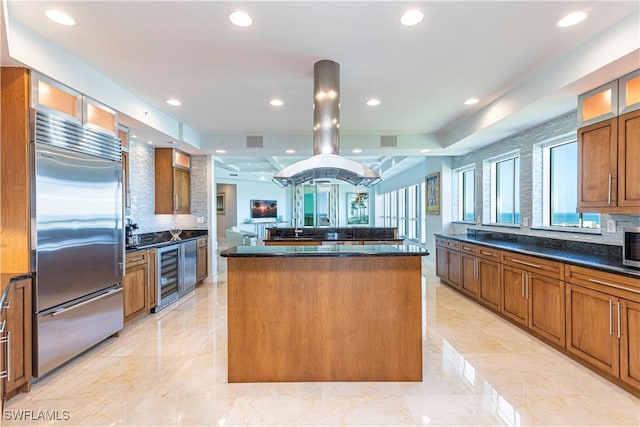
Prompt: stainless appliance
<box><xmin>154</xmin><ymin>244</ymin><xmax>181</xmax><ymax>311</ymax></box>
<box><xmin>180</xmin><ymin>240</ymin><xmax>197</xmax><ymax>297</ymax></box>
<box><xmin>623</xmin><ymin>227</ymin><xmax>640</xmax><ymax>268</ymax></box>
<box><xmin>273</xmin><ymin>60</ymin><xmax>381</xmax><ymax>188</ymax></box>
<box><xmin>31</xmin><ymin>110</ymin><xmax>124</xmax><ymax>377</ymax></box>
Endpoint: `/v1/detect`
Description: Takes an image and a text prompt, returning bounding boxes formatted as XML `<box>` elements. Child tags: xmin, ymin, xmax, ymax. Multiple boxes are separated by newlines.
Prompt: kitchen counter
<box><xmin>225</xmin><ymin>243</ymin><xmax>425</xmax><ymax>382</ymax></box>
<box><xmin>126</xmin><ymin>229</ymin><xmax>208</xmax><ymax>252</ymax></box>
<box><xmin>435</xmin><ymin>231</ymin><xmax>639</xmax><ymax>278</ymax></box>
<box><xmin>265</xmin><ymin>226</ymin><xmax>398</xmax><ymax>241</ymax></box>
<box><xmin>221</xmin><ymin>244</ymin><xmax>428</xmax><ymax>258</ymax></box>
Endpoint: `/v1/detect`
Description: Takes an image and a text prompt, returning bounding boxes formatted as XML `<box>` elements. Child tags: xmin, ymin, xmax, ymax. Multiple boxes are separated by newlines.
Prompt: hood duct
<box><xmin>273</xmin><ymin>60</ymin><xmax>381</xmax><ymax>188</ymax></box>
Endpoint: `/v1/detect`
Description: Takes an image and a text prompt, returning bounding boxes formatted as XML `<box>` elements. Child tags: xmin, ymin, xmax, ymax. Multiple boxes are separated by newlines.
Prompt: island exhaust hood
<box><xmin>273</xmin><ymin>60</ymin><xmax>381</xmax><ymax>188</ymax></box>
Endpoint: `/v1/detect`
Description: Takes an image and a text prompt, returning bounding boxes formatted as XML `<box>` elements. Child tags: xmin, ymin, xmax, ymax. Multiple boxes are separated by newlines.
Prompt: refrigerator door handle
<box><xmin>50</xmin><ymin>288</ymin><xmax>121</xmax><ymax>317</ymax></box>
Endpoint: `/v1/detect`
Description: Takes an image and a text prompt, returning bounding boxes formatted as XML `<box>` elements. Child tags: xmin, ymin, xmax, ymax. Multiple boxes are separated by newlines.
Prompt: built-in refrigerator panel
<box><xmin>33</xmin><ymin>143</ymin><xmax>124</xmax><ymax>312</ymax></box>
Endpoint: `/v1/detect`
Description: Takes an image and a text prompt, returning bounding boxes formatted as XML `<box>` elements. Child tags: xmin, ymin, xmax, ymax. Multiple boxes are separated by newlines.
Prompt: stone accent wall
<box><xmin>128</xmin><ymin>141</ymin><xmax>209</xmax><ymax>233</ymax></box>
<box><xmin>451</xmin><ymin>111</ymin><xmax>639</xmax><ymax>246</ymax></box>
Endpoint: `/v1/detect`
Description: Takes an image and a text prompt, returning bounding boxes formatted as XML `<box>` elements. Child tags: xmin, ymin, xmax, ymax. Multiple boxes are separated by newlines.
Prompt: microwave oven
<box><xmin>623</xmin><ymin>227</ymin><xmax>640</xmax><ymax>268</ymax></box>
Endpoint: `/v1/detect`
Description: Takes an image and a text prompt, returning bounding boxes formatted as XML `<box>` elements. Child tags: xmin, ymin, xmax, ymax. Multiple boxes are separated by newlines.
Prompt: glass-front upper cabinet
<box><xmin>30</xmin><ymin>71</ymin><xmax>82</xmax><ymax>123</ymax></box>
<box><xmin>577</xmin><ymin>80</ymin><xmax>618</xmax><ymax>128</ymax></box>
<box><xmin>619</xmin><ymin>70</ymin><xmax>640</xmax><ymax>115</ymax></box>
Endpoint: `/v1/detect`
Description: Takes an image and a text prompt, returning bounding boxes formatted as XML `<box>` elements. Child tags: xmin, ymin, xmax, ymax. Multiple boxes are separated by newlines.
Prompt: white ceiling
<box><xmin>3</xmin><ymin>1</ymin><xmax>639</xmax><ymax>182</ymax></box>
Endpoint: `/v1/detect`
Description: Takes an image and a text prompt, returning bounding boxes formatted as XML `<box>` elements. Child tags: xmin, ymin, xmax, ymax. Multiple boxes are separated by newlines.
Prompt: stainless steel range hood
<box><xmin>273</xmin><ymin>60</ymin><xmax>381</xmax><ymax>188</ymax></box>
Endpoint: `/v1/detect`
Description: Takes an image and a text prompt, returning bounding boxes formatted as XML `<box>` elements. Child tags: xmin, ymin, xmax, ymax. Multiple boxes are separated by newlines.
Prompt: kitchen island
<box><xmin>220</xmin><ymin>244</ymin><xmax>428</xmax><ymax>382</ymax></box>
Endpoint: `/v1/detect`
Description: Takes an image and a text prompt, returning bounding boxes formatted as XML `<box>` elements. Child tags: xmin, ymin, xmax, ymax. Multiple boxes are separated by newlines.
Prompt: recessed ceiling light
<box><xmin>229</xmin><ymin>10</ymin><xmax>253</xmax><ymax>28</ymax></box>
<box><xmin>352</xmin><ymin>148</ymin><xmax>363</xmax><ymax>154</ymax></box>
<box><xmin>285</xmin><ymin>149</ymin><xmax>295</xmax><ymax>154</ymax></box>
<box><xmin>421</xmin><ymin>149</ymin><xmax>431</xmax><ymax>153</ymax></box>
<box><xmin>166</xmin><ymin>99</ymin><xmax>181</xmax><ymax>106</ymax></box>
<box><xmin>270</xmin><ymin>99</ymin><xmax>283</xmax><ymax>107</ymax></box>
<box><xmin>557</xmin><ymin>11</ymin><xmax>587</xmax><ymax>28</ymax></box>
<box><xmin>45</xmin><ymin>10</ymin><xmax>76</xmax><ymax>26</ymax></box>
<box><xmin>366</xmin><ymin>99</ymin><xmax>381</xmax><ymax>106</ymax></box>
<box><xmin>464</xmin><ymin>98</ymin><xmax>479</xmax><ymax>105</ymax></box>
<box><xmin>215</xmin><ymin>149</ymin><xmax>226</xmax><ymax>154</ymax></box>
<box><xmin>131</xmin><ymin>134</ymin><xmax>137</xmax><ymax>138</ymax></box>
<box><xmin>400</xmin><ymin>9</ymin><xmax>424</xmax><ymax>26</ymax></box>
<box><xmin>147</xmin><ymin>141</ymin><xmax>153</xmax><ymax>145</ymax></box>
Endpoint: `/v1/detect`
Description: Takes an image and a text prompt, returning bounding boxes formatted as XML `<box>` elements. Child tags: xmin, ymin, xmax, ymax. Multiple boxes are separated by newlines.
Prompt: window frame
<box><xmin>456</xmin><ymin>165</ymin><xmax>476</xmax><ymax>223</ymax></box>
<box><xmin>489</xmin><ymin>151</ymin><xmax>520</xmax><ymax>226</ymax></box>
<box><xmin>541</xmin><ymin>139</ymin><xmax>601</xmax><ymax>232</ymax></box>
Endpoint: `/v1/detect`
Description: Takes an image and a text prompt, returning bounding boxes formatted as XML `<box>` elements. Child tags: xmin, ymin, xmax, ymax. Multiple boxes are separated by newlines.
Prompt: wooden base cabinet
<box><xmin>124</xmin><ymin>251</ymin><xmax>148</xmax><ymax>322</ymax></box>
<box><xmin>435</xmin><ymin>238</ymin><xmax>461</xmax><ymax>288</ymax></box>
<box><xmin>3</xmin><ymin>277</ymin><xmax>32</xmax><ymax>399</ymax></box>
<box><xmin>565</xmin><ymin>265</ymin><xmax>640</xmax><ymax>395</ymax></box>
<box><xmin>123</xmin><ymin>249</ymin><xmax>158</xmax><ymax>322</ymax></box>
<box><xmin>566</xmin><ymin>284</ymin><xmax>620</xmax><ymax>377</ymax></box>
<box><xmin>197</xmin><ymin>238</ymin><xmax>208</xmax><ymax>283</ymax></box>
<box><xmin>477</xmin><ymin>258</ymin><xmax>501</xmax><ymax>310</ymax></box>
<box><xmin>501</xmin><ymin>252</ymin><xmax>565</xmax><ymax>346</ymax></box>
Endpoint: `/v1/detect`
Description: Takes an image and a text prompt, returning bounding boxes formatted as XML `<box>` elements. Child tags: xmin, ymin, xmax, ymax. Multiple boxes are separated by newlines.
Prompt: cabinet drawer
<box><xmin>126</xmin><ymin>250</ymin><xmax>147</xmax><ymax>268</ymax></box>
<box><xmin>565</xmin><ymin>265</ymin><xmax>640</xmax><ymax>302</ymax></box>
<box><xmin>502</xmin><ymin>251</ymin><xmax>564</xmax><ymax>279</ymax></box>
<box><xmin>197</xmin><ymin>238</ymin><xmax>208</xmax><ymax>248</ymax></box>
<box><xmin>443</xmin><ymin>240</ymin><xmax>461</xmax><ymax>251</ymax></box>
<box><xmin>435</xmin><ymin>237</ymin><xmax>447</xmax><ymax>247</ymax></box>
<box><xmin>460</xmin><ymin>243</ymin><xmax>479</xmax><ymax>255</ymax></box>
<box><xmin>477</xmin><ymin>246</ymin><xmax>501</xmax><ymax>261</ymax></box>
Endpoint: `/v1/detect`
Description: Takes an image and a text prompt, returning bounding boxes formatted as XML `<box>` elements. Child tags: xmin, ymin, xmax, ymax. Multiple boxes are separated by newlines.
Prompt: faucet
<box><xmin>293</xmin><ymin>217</ymin><xmax>303</xmax><ymax>237</ymax></box>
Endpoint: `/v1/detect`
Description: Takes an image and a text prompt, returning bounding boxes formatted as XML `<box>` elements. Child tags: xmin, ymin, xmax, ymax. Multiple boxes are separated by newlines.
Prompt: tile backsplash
<box><xmin>127</xmin><ymin>142</ymin><xmax>209</xmax><ymax>233</ymax></box>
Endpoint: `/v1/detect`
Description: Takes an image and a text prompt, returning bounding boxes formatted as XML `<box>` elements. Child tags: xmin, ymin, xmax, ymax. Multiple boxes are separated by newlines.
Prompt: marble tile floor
<box><xmin>3</xmin><ymin>253</ymin><xmax>639</xmax><ymax>427</ymax></box>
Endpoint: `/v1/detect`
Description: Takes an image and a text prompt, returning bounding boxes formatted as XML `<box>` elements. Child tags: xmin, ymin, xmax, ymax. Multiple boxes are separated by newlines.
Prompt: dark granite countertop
<box><xmin>266</xmin><ymin>227</ymin><xmax>398</xmax><ymax>241</ymax></box>
<box><xmin>126</xmin><ymin>229</ymin><xmax>208</xmax><ymax>252</ymax></box>
<box><xmin>221</xmin><ymin>244</ymin><xmax>429</xmax><ymax>258</ymax></box>
<box><xmin>435</xmin><ymin>231</ymin><xmax>639</xmax><ymax>279</ymax></box>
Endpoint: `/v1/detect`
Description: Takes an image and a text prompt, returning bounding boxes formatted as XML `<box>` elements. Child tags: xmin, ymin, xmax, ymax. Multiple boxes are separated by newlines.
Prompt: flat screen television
<box><xmin>250</xmin><ymin>199</ymin><xmax>277</xmax><ymax>218</ymax></box>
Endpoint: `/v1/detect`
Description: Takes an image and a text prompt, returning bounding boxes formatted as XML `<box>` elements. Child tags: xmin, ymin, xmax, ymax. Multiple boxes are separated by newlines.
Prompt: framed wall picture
<box><xmin>346</xmin><ymin>192</ymin><xmax>369</xmax><ymax>225</ymax></box>
<box><xmin>216</xmin><ymin>193</ymin><xmax>225</xmax><ymax>215</ymax></box>
<box><xmin>425</xmin><ymin>172</ymin><xmax>440</xmax><ymax>215</ymax></box>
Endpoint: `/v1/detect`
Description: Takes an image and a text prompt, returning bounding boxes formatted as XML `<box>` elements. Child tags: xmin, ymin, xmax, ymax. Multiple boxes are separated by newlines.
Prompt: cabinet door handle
<box><xmin>607</xmin><ymin>173</ymin><xmax>612</xmax><ymax>205</ymax></box>
<box><xmin>174</xmin><ymin>194</ymin><xmax>178</xmax><ymax>210</ymax></box>
<box><xmin>128</xmin><ymin>257</ymin><xmax>144</xmax><ymax>263</ymax></box>
<box><xmin>617</xmin><ymin>302</ymin><xmax>621</xmax><ymax>339</ymax></box>
<box><xmin>588</xmin><ymin>278</ymin><xmax>616</xmax><ymax>288</ymax></box>
<box><xmin>521</xmin><ymin>273</ymin><xmax>525</xmax><ymax>298</ymax></box>
<box><xmin>474</xmin><ymin>259</ymin><xmax>478</xmax><ymax>279</ymax></box>
<box><xmin>0</xmin><ymin>320</ymin><xmax>5</xmax><ymax>334</ymax></box>
<box><xmin>511</xmin><ymin>259</ymin><xmax>541</xmax><ymax>269</ymax></box>
<box><xmin>0</xmin><ymin>332</ymin><xmax>11</xmax><ymax>381</ymax></box>
<box><xmin>463</xmin><ymin>246</ymin><xmax>472</xmax><ymax>251</ymax></box>
<box><xmin>526</xmin><ymin>273</ymin><xmax>529</xmax><ymax>299</ymax></box>
<box><xmin>481</xmin><ymin>251</ymin><xmax>493</xmax><ymax>256</ymax></box>
<box><xmin>609</xmin><ymin>300</ymin><xmax>613</xmax><ymax>336</ymax></box>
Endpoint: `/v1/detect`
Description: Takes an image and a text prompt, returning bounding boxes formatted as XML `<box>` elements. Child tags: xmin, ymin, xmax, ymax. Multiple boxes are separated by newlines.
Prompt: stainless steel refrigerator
<box><xmin>31</xmin><ymin>110</ymin><xmax>124</xmax><ymax>377</ymax></box>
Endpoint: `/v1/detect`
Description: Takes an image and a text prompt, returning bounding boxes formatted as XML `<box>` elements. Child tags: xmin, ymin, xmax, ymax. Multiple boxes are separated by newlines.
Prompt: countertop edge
<box><xmin>221</xmin><ymin>244</ymin><xmax>429</xmax><ymax>258</ymax></box>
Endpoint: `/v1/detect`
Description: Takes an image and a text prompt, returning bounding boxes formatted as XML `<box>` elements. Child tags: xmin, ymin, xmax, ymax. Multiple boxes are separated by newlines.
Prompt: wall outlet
<box><xmin>196</xmin><ymin>216</ymin><xmax>205</xmax><ymax>224</ymax></box>
<box><xmin>522</xmin><ymin>217</ymin><xmax>529</xmax><ymax>227</ymax></box>
<box><xmin>606</xmin><ymin>219</ymin><xmax>616</xmax><ymax>233</ymax></box>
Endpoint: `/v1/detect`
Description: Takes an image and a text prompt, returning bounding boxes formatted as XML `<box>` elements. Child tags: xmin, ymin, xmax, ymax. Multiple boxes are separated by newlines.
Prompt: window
<box><xmin>407</xmin><ymin>184</ymin><xmax>418</xmax><ymax>240</ymax></box>
<box><xmin>458</xmin><ymin>168</ymin><xmax>475</xmax><ymax>222</ymax></box>
<box><xmin>420</xmin><ymin>181</ymin><xmax>427</xmax><ymax>244</ymax></box>
<box><xmin>544</xmin><ymin>140</ymin><xmax>600</xmax><ymax>229</ymax></box>
<box><xmin>398</xmin><ymin>188</ymin><xmax>406</xmax><ymax>237</ymax></box>
<box><xmin>492</xmin><ymin>155</ymin><xmax>520</xmax><ymax>225</ymax></box>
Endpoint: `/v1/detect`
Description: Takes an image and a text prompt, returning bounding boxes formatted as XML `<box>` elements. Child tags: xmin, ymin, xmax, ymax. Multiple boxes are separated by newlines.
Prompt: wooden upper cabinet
<box><xmin>617</xmin><ymin>110</ymin><xmax>640</xmax><ymax>208</ymax></box>
<box><xmin>155</xmin><ymin>148</ymin><xmax>191</xmax><ymax>214</ymax></box>
<box><xmin>578</xmin><ymin>80</ymin><xmax>618</xmax><ymax>128</ymax></box>
<box><xmin>119</xmin><ymin>127</ymin><xmax>131</xmax><ymax>209</ymax></box>
<box><xmin>30</xmin><ymin>71</ymin><xmax>82</xmax><ymax>122</ymax></box>
<box><xmin>577</xmin><ymin>118</ymin><xmax>618</xmax><ymax>210</ymax></box>
<box><xmin>619</xmin><ymin>70</ymin><xmax>640</xmax><ymax>115</ymax></box>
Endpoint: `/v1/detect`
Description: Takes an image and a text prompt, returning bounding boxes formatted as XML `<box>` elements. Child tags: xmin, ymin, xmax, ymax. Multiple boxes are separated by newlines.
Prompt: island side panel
<box><xmin>227</xmin><ymin>256</ymin><xmax>422</xmax><ymax>382</ymax></box>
